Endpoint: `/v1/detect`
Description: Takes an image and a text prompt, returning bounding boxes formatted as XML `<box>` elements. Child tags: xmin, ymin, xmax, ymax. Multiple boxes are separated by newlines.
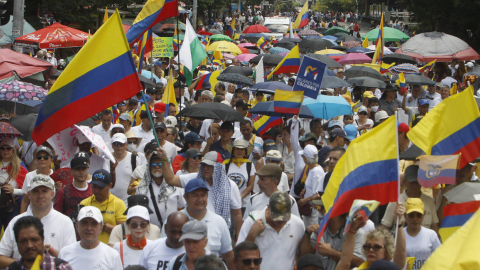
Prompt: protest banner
<box><xmin>153</xmin><ymin>37</ymin><xmax>174</xmax><ymax>57</ymax></box>
<box><xmin>294</xmin><ymin>56</ymin><xmax>326</xmax><ymax>99</ymax></box>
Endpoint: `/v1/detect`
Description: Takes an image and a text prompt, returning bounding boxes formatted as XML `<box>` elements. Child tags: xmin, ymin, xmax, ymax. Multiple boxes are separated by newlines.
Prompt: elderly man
<box><xmin>201</xmin><ymin>91</ymin><xmax>214</xmax><ymax>103</ymax></box>
<box><xmin>139</xmin><ymin>212</ymin><xmax>190</xmax><ymax>270</ymax></box>
<box><xmin>0</xmin><ymin>175</ymin><xmax>76</xmax><ymax>268</ymax></box>
<box><xmin>237</xmin><ymin>191</ymin><xmax>305</xmax><ymax>270</ymax></box>
<box><xmin>58</xmin><ymin>207</ymin><xmax>123</xmax><ymax>270</ymax></box>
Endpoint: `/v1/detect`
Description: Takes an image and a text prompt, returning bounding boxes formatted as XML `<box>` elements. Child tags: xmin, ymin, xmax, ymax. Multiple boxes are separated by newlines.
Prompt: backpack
<box><xmin>172</xmin><ymin>253</ymin><xmax>185</xmax><ymax>270</ymax></box>
<box><xmin>8</xmin><ymin>258</ymin><xmax>67</xmax><ymax>270</ymax></box>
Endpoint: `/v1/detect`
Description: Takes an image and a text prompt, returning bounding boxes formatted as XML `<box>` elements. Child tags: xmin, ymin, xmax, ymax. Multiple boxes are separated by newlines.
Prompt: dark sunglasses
<box><xmin>0</xmin><ymin>146</ymin><xmax>12</xmax><ymax>151</ymax></box>
<box><xmin>359</xmin><ymin>112</ymin><xmax>368</xmax><ymax>115</ymax></box>
<box><xmin>241</xmin><ymin>258</ymin><xmax>262</xmax><ymax>266</ymax></box>
<box><xmin>130</xmin><ymin>222</ymin><xmax>149</xmax><ymax>229</ymax></box>
<box><xmin>156</xmin><ymin>129</ymin><xmax>165</xmax><ymax>133</ymax></box>
<box><xmin>112</xmin><ymin>142</ymin><xmax>125</xmax><ymax>147</ymax></box>
<box><xmin>407</xmin><ymin>212</ymin><xmax>423</xmax><ymax>219</ymax></box>
<box><xmin>36</xmin><ymin>155</ymin><xmax>50</xmax><ymax>160</ymax></box>
<box><xmin>191</xmin><ymin>156</ymin><xmax>203</xmax><ymax>161</ymax></box>
<box><xmin>363</xmin><ymin>244</ymin><xmax>384</xmax><ymax>252</ymax></box>
<box><xmin>151</xmin><ymin>162</ymin><xmax>163</xmax><ymax>168</ymax></box>
<box><xmin>112</xmin><ymin>130</ymin><xmax>123</xmax><ymax>134</ymax></box>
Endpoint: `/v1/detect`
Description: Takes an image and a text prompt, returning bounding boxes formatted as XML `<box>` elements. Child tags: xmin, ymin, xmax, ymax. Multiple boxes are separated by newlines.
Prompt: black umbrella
<box><xmin>299</xmin><ymin>39</ymin><xmax>333</xmax><ymax>53</ymax></box>
<box><xmin>273</xmin><ymin>41</ymin><xmax>296</xmax><ymax>50</ymax></box>
<box><xmin>301</xmin><ymin>53</ymin><xmax>342</xmax><ymax>68</ymax></box>
<box><xmin>250</xmin><ymin>101</ymin><xmax>315</xmax><ymax>118</ymax></box>
<box><xmin>320</xmin><ymin>76</ymin><xmax>352</xmax><ymax>88</ymax></box>
<box><xmin>277</xmin><ymin>38</ymin><xmax>301</xmax><ymax>44</ymax></box>
<box><xmin>344</xmin><ymin>66</ymin><xmax>384</xmax><ymax>81</ymax></box>
<box><xmin>0</xmin><ymin>100</ymin><xmax>41</xmax><ymax>115</ymax></box>
<box><xmin>336</xmin><ymin>35</ymin><xmax>362</xmax><ymax>42</ymax></box>
<box><xmin>139</xmin><ymin>75</ymin><xmax>155</xmax><ymax>87</ymax></box>
<box><xmin>209</xmin><ymin>29</ymin><xmax>221</xmax><ymax>34</ymax></box>
<box><xmin>9</xmin><ymin>113</ymin><xmax>36</xmax><ymax>141</ymax></box>
<box><xmin>347</xmin><ymin>77</ymin><xmax>387</xmax><ymax>88</ymax></box>
<box><xmin>382</xmin><ymin>54</ymin><xmax>417</xmax><ymax>65</ymax></box>
<box><xmin>217</xmin><ymin>73</ymin><xmax>255</xmax><ymax>86</ymax></box>
<box><xmin>177</xmin><ymin>102</ymin><xmax>245</xmax><ymax>122</ymax></box>
<box><xmin>404</xmin><ymin>74</ymin><xmax>436</xmax><ymax>86</ymax></box>
<box><xmin>330</xmin><ymin>45</ymin><xmax>347</xmax><ymax>51</ymax></box>
<box><xmin>249</xmin><ymin>81</ymin><xmax>292</xmax><ymax>94</ymax></box>
<box><xmin>221</xmin><ymin>66</ymin><xmax>254</xmax><ymax>76</ymax></box>
<box><xmin>314</xmin><ymin>27</ymin><xmax>327</xmax><ymax>34</ymax></box>
<box><xmin>333</xmin><ymin>32</ymin><xmax>349</xmax><ymax>38</ymax></box>
<box><xmin>249</xmin><ymin>54</ymin><xmax>284</xmax><ymax>66</ymax></box>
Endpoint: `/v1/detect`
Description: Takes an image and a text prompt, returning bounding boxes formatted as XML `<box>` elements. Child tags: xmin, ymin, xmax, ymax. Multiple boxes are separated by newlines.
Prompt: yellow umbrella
<box><xmin>206</xmin><ymin>41</ymin><xmax>243</xmax><ymax>54</ymax></box>
<box><xmin>314</xmin><ymin>49</ymin><xmax>346</xmax><ymax>55</ymax></box>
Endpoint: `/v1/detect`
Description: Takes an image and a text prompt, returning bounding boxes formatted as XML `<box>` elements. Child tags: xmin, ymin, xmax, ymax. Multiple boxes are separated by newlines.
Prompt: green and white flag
<box><xmin>178</xmin><ymin>19</ymin><xmax>207</xmax><ymax>85</ymax></box>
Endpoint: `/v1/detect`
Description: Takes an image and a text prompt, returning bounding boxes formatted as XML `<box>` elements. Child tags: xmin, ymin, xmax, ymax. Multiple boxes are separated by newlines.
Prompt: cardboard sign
<box><xmin>153</xmin><ymin>37</ymin><xmax>174</xmax><ymax>57</ymax></box>
<box><xmin>294</xmin><ymin>56</ymin><xmax>326</xmax><ymax>99</ymax></box>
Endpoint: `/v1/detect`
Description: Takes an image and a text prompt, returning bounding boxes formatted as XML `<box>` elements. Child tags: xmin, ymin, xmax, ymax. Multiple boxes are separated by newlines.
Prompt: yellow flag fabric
<box><xmin>362</xmin><ymin>36</ymin><xmax>369</xmax><ymax>48</ymax></box>
<box><xmin>161</xmin><ymin>74</ymin><xmax>178</xmax><ymax>115</ymax></box>
<box><xmin>422</xmin><ymin>207</ymin><xmax>480</xmax><ymax>270</ymax></box>
<box><xmin>371</xmin><ymin>13</ymin><xmax>384</xmax><ymax>64</ymax></box>
<box><xmin>103</xmin><ymin>7</ymin><xmax>109</xmax><ymax>23</ymax></box>
<box><xmin>450</xmin><ymin>82</ymin><xmax>458</xmax><ymax>96</ymax></box>
<box><xmin>31</xmin><ymin>254</ymin><xmax>42</xmax><ymax>270</ymax></box>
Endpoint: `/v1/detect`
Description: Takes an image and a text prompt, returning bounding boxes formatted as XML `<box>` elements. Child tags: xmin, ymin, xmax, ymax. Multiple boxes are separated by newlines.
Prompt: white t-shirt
<box><xmin>147</xmin><ymin>181</ymin><xmax>186</xmax><ymax>228</ymax></box>
<box><xmin>21</xmin><ymin>169</ymin><xmax>54</xmax><ymax>195</ymax></box>
<box><xmin>92</xmin><ymin>124</ymin><xmax>113</xmax><ymax>147</ymax></box>
<box><xmin>161</xmin><ymin>141</ymin><xmax>178</xmax><ymax>164</ymax></box>
<box><xmin>253</xmin><ymin>172</ymin><xmax>289</xmax><ymax>194</ymax></box>
<box><xmin>139</xmin><ymin>237</ymin><xmax>185</xmax><ymax>270</ymax></box>
<box><xmin>113</xmin><ymin>239</ymin><xmax>151</xmax><ymax>268</ymax></box>
<box><xmin>225</xmin><ymin>162</ymin><xmax>256</xmax><ymax>207</ymax></box>
<box><xmin>243</xmin><ymin>192</ymin><xmax>300</xmax><ymax>220</ymax></box>
<box><xmin>404</xmin><ymin>227</ymin><xmax>441</xmax><ymax>270</ymax></box>
<box><xmin>0</xmin><ymin>206</ymin><xmax>76</xmax><ymax>259</ymax></box>
<box><xmin>131</xmin><ymin>125</ymin><xmax>155</xmax><ymax>154</ymax></box>
<box><xmin>103</xmin><ymin>152</ymin><xmax>143</xmax><ymax>204</ymax></box>
<box><xmin>59</xmin><ymin>241</ymin><xmax>123</xmax><ymax>270</ymax></box>
<box><xmin>199</xmin><ymin>119</ymin><xmax>221</xmax><ymax>139</ymax></box>
<box><xmin>304</xmin><ymin>166</ymin><xmax>325</xmax><ymax>199</ymax></box>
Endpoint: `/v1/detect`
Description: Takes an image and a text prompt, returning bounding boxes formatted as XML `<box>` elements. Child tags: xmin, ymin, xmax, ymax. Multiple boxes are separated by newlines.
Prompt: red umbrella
<box><xmin>337</xmin><ymin>53</ymin><xmax>372</xmax><ymax>65</ymax></box>
<box><xmin>239</xmin><ymin>47</ymin><xmax>250</xmax><ymax>54</ymax></box>
<box><xmin>243</xmin><ymin>25</ymin><xmax>271</xmax><ymax>34</ymax></box>
<box><xmin>0</xmin><ymin>49</ymin><xmax>55</xmax><ymax>80</ymax></box>
<box><xmin>15</xmin><ymin>22</ymin><xmax>89</xmax><ymax>49</ymax></box>
<box><xmin>0</xmin><ymin>122</ymin><xmax>23</xmax><ymax>138</ymax></box>
<box><xmin>198</xmin><ymin>30</ymin><xmax>213</xmax><ymax>36</ymax></box>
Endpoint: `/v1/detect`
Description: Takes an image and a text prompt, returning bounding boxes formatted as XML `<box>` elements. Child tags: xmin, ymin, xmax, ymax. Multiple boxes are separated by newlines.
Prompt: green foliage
<box><xmin>312</xmin><ymin>0</ymin><xmax>357</xmax><ymax>13</ymax></box>
<box><xmin>276</xmin><ymin>1</ymin><xmax>298</xmax><ymax>12</ymax></box>
<box><xmin>406</xmin><ymin>0</ymin><xmax>480</xmax><ymax>53</ymax></box>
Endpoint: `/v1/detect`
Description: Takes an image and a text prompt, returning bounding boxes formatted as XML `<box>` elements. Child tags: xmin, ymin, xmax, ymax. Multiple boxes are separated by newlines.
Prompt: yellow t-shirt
<box><xmin>80</xmin><ymin>193</ymin><xmax>127</xmax><ymax>244</ymax></box>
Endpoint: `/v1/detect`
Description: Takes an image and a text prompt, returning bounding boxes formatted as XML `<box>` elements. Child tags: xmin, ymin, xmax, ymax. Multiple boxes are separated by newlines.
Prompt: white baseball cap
<box><xmin>29</xmin><ymin>174</ymin><xmax>55</xmax><ymax>191</ymax></box>
<box><xmin>112</xmin><ymin>133</ymin><xmax>127</xmax><ymax>144</ymax></box>
<box><xmin>77</xmin><ymin>206</ymin><xmax>103</xmax><ymax>223</ymax></box>
<box><xmin>298</xmin><ymin>144</ymin><xmax>318</xmax><ymax>159</ymax></box>
<box><xmin>358</xmin><ymin>106</ymin><xmax>368</xmax><ymax>114</ymax></box>
<box><xmin>466</xmin><ymin>62</ymin><xmax>474</xmax><ymax>68</ymax></box>
<box><xmin>375</xmin><ymin>110</ymin><xmax>389</xmax><ymax>123</ymax></box>
<box><xmin>164</xmin><ymin>116</ymin><xmax>177</xmax><ymax>128</ymax></box>
<box><xmin>126</xmin><ymin>205</ymin><xmax>150</xmax><ymax>222</ymax></box>
<box><xmin>266</xmin><ymin>150</ymin><xmax>282</xmax><ymax>161</ymax></box>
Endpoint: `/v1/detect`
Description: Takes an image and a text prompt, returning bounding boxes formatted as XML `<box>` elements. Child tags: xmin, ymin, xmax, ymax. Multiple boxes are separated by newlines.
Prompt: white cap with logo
<box><xmin>77</xmin><ymin>206</ymin><xmax>103</xmax><ymax>223</ymax></box>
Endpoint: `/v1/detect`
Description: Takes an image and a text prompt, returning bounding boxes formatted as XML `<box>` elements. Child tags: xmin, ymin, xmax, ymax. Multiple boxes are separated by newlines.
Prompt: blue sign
<box><xmin>293</xmin><ymin>56</ymin><xmax>326</xmax><ymax>99</ymax></box>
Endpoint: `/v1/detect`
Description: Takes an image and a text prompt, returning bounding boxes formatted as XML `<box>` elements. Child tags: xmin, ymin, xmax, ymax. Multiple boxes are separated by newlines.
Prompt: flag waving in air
<box><xmin>178</xmin><ymin>19</ymin><xmax>208</xmax><ymax>85</ymax></box>
<box><xmin>256</xmin><ymin>37</ymin><xmax>268</xmax><ymax>49</ymax></box>
<box><xmin>254</xmin><ymin>116</ymin><xmax>283</xmax><ymax>136</ymax></box>
<box><xmin>371</xmin><ymin>12</ymin><xmax>384</xmax><ymax>64</ymax></box>
<box><xmin>317</xmin><ymin>116</ymin><xmax>398</xmax><ymax>246</ymax></box>
<box><xmin>226</xmin><ymin>18</ymin><xmax>236</xmax><ymax>38</ymax></box>
<box><xmin>274</xmin><ymin>90</ymin><xmax>304</xmax><ymax>115</ymax></box>
<box><xmin>408</xmin><ymin>87</ymin><xmax>480</xmax><ymax>168</ymax></box>
<box><xmin>419</xmin><ymin>59</ymin><xmax>436</xmax><ymax>73</ymax></box>
<box><xmin>396</xmin><ymin>72</ymin><xmax>408</xmax><ymax>95</ymax></box>
<box><xmin>32</xmin><ymin>10</ymin><xmax>142</xmax><ymax>145</ymax></box>
<box><xmin>294</xmin><ymin>1</ymin><xmax>309</xmax><ymax>29</ymax></box>
<box><xmin>267</xmin><ymin>45</ymin><xmax>300</xmax><ymax>79</ymax></box>
<box><xmin>126</xmin><ymin>0</ymin><xmax>178</xmax><ymax>45</ymax></box>
<box><xmin>161</xmin><ymin>72</ymin><xmax>178</xmax><ymax>116</ymax></box>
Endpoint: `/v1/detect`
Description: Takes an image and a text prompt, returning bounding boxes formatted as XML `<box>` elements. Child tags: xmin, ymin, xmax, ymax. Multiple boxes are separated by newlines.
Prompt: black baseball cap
<box><xmin>297</xmin><ymin>254</ymin><xmax>324</xmax><ymax>270</ymax></box>
<box><xmin>71</xmin><ymin>152</ymin><xmax>90</xmax><ymax>169</ymax></box>
<box><xmin>144</xmin><ymin>141</ymin><xmax>158</xmax><ymax>153</ymax></box>
<box><xmin>220</xmin><ymin>121</ymin><xmax>234</xmax><ymax>131</ymax></box>
<box><xmin>331</xmin><ymin>128</ymin><xmax>349</xmax><ymax>141</ymax></box>
<box><xmin>236</xmin><ymin>99</ymin><xmax>251</xmax><ymax>109</ymax></box>
<box><xmin>90</xmin><ymin>169</ymin><xmax>112</xmax><ymax>188</ymax></box>
<box><xmin>154</xmin><ymin>122</ymin><xmax>167</xmax><ymax>130</ymax></box>
<box><xmin>123</xmin><ymin>195</ymin><xmax>154</xmax><ymax>215</ymax></box>
<box><xmin>405</xmin><ymin>165</ymin><xmax>419</xmax><ymax>183</ymax></box>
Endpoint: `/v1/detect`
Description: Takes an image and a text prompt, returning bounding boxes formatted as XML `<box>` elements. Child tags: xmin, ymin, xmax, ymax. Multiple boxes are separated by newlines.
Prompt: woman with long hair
<box><xmin>176</xmin><ymin>148</ymin><xmax>203</xmax><ymax>176</ymax></box>
<box><xmin>113</xmin><ymin>205</ymin><xmax>152</xmax><ymax>268</ymax></box>
<box><xmin>0</xmin><ymin>137</ymin><xmax>28</xmax><ymax>230</ymax></box>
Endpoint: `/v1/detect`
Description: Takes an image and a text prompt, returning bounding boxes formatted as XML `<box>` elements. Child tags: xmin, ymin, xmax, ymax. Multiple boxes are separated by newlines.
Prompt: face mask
<box><xmin>152</xmin><ymin>171</ymin><xmax>162</xmax><ymax>178</ymax></box>
<box><xmin>127</xmin><ymin>144</ymin><xmax>137</xmax><ymax>152</ymax></box>
<box><xmin>371</xmin><ymin>106</ymin><xmax>379</xmax><ymax>112</ymax></box>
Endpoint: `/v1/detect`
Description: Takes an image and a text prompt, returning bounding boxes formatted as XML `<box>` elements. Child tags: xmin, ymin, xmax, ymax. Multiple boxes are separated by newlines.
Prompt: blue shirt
<box><xmin>209</xmin><ymin>140</ymin><xmax>233</xmax><ymax>161</ymax></box>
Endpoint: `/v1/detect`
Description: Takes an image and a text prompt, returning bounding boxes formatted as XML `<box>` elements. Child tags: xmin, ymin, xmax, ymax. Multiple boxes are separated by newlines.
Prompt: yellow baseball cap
<box><xmin>405</xmin><ymin>198</ymin><xmax>424</xmax><ymax>214</ymax></box>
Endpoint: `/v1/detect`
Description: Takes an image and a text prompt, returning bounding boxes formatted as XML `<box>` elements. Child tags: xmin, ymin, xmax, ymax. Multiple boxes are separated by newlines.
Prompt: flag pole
<box><xmin>394</xmin><ymin>111</ymin><xmax>401</xmax><ymax>247</ymax></box>
<box><xmin>176</xmin><ymin>13</ymin><xmax>182</xmax><ymax>129</ymax></box>
<box><xmin>141</xmin><ymin>91</ymin><xmax>161</xmax><ymax>147</ymax></box>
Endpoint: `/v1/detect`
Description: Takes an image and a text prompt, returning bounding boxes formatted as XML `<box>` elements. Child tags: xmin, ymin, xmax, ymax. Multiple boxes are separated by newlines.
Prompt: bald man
<box><xmin>139</xmin><ymin>212</ymin><xmax>189</xmax><ymax>270</ymax></box>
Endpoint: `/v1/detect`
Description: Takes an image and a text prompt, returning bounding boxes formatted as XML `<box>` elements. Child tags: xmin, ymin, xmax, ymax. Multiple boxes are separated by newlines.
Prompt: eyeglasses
<box><xmin>241</xmin><ymin>258</ymin><xmax>262</xmax><ymax>266</ymax></box>
<box><xmin>407</xmin><ymin>212</ymin><xmax>423</xmax><ymax>219</ymax></box>
<box><xmin>36</xmin><ymin>155</ymin><xmax>50</xmax><ymax>160</ymax></box>
<box><xmin>112</xmin><ymin>130</ymin><xmax>123</xmax><ymax>134</ymax></box>
<box><xmin>112</xmin><ymin>142</ymin><xmax>126</xmax><ymax>147</ymax></box>
<box><xmin>151</xmin><ymin>162</ymin><xmax>163</xmax><ymax>168</ymax></box>
<box><xmin>362</xmin><ymin>244</ymin><xmax>384</xmax><ymax>252</ymax></box>
<box><xmin>130</xmin><ymin>222</ymin><xmax>149</xmax><ymax>229</ymax></box>
<box><xmin>0</xmin><ymin>146</ymin><xmax>12</xmax><ymax>151</ymax></box>
<box><xmin>156</xmin><ymin>129</ymin><xmax>165</xmax><ymax>133</ymax></box>
<box><xmin>359</xmin><ymin>112</ymin><xmax>368</xmax><ymax>115</ymax></box>
<box><xmin>166</xmin><ymin>133</ymin><xmax>174</xmax><ymax>136</ymax></box>
<box><xmin>191</xmin><ymin>156</ymin><xmax>203</xmax><ymax>161</ymax></box>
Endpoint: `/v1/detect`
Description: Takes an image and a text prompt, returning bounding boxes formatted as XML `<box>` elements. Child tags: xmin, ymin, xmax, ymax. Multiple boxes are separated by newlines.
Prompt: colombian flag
<box><xmin>274</xmin><ymin>89</ymin><xmax>304</xmax><ymax>115</ymax></box>
<box><xmin>267</xmin><ymin>45</ymin><xmax>300</xmax><ymax>79</ymax></box>
<box><xmin>32</xmin><ymin>10</ymin><xmax>142</xmax><ymax>145</ymax></box>
<box><xmin>136</xmin><ymin>29</ymin><xmax>152</xmax><ymax>72</ymax></box>
<box><xmin>408</xmin><ymin>87</ymin><xmax>480</xmax><ymax>168</ymax></box>
<box><xmin>195</xmin><ymin>70</ymin><xmax>221</xmax><ymax>94</ymax></box>
<box><xmin>225</xmin><ymin>18</ymin><xmax>235</xmax><ymax>38</ymax></box>
<box><xmin>253</xmin><ymin>116</ymin><xmax>283</xmax><ymax>136</ymax></box>
<box><xmin>161</xmin><ymin>72</ymin><xmax>178</xmax><ymax>116</ymax></box>
<box><xmin>380</xmin><ymin>62</ymin><xmax>395</xmax><ymax>74</ymax></box>
<box><xmin>317</xmin><ymin>116</ymin><xmax>398</xmax><ymax>245</ymax></box>
<box><xmin>371</xmin><ymin>12</ymin><xmax>384</xmax><ymax>64</ymax></box>
<box><xmin>256</xmin><ymin>37</ymin><xmax>268</xmax><ymax>49</ymax></box>
<box><xmin>417</xmin><ymin>155</ymin><xmax>459</xmax><ymax>188</ymax></box>
<box><xmin>294</xmin><ymin>1</ymin><xmax>309</xmax><ymax>29</ymax></box>
<box><xmin>126</xmin><ymin>0</ymin><xmax>179</xmax><ymax>45</ymax></box>
<box><xmin>419</xmin><ymin>59</ymin><xmax>436</xmax><ymax>73</ymax></box>
<box><xmin>396</xmin><ymin>72</ymin><xmax>408</xmax><ymax>95</ymax></box>
<box><xmin>439</xmin><ymin>201</ymin><xmax>480</xmax><ymax>241</ymax></box>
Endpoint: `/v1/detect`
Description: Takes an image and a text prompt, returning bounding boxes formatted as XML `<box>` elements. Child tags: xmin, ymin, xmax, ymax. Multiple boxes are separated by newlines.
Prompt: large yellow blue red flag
<box><xmin>417</xmin><ymin>155</ymin><xmax>459</xmax><ymax>188</ymax></box>
<box><xmin>226</xmin><ymin>18</ymin><xmax>235</xmax><ymax>38</ymax></box>
<box><xmin>408</xmin><ymin>87</ymin><xmax>480</xmax><ymax>168</ymax></box>
<box><xmin>294</xmin><ymin>1</ymin><xmax>309</xmax><ymax>29</ymax></box>
<box><xmin>195</xmin><ymin>70</ymin><xmax>221</xmax><ymax>94</ymax></box>
<box><xmin>439</xmin><ymin>200</ymin><xmax>480</xmax><ymax>242</ymax></box>
<box><xmin>267</xmin><ymin>45</ymin><xmax>300</xmax><ymax>79</ymax></box>
<box><xmin>423</xmin><ymin>204</ymin><xmax>480</xmax><ymax>269</ymax></box>
<box><xmin>32</xmin><ymin>10</ymin><xmax>142</xmax><ymax>145</ymax></box>
<box><xmin>126</xmin><ymin>0</ymin><xmax>178</xmax><ymax>45</ymax></box>
<box><xmin>274</xmin><ymin>89</ymin><xmax>304</xmax><ymax>114</ymax></box>
<box><xmin>161</xmin><ymin>72</ymin><xmax>178</xmax><ymax>115</ymax></box>
<box><xmin>371</xmin><ymin>13</ymin><xmax>384</xmax><ymax>64</ymax></box>
<box><xmin>254</xmin><ymin>116</ymin><xmax>283</xmax><ymax>136</ymax></box>
<box><xmin>396</xmin><ymin>72</ymin><xmax>408</xmax><ymax>95</ymax></box>
<box><xmin>317</xmin><ymin>116</ymin><xmax>398</xmax><ymax>246</ymax></box>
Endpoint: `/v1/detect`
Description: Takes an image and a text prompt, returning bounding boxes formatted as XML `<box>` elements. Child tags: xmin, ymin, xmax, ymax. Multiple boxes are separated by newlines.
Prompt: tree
<box><xmin>312</xmin><ymin>0</ymin><xmax>357</xmax><ymax>13</ymax></box>
<box><xmin>277</xmin><ymin>1</ymin><xmax>298</xmax><ymax>13</ymax></box>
